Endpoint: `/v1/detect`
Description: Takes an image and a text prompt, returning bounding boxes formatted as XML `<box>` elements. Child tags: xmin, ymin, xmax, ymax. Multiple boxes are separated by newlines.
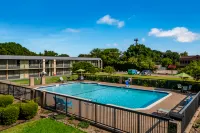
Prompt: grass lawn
<box><xmin>11</xmin><ymin>75</ymin><xmax>78</xmax><ymax>85</ymax></box>
<box><xmin>1</xmin><ymin>118</ymin><xmax>85</xmax><ymax>133</ymax></box>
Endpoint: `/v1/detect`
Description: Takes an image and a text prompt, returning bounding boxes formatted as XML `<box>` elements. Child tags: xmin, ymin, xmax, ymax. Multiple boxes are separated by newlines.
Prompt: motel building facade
<box><xmin>0</xmin><ymin>55</ymin><xmax>102</xmax><ymax>80</ymax></box>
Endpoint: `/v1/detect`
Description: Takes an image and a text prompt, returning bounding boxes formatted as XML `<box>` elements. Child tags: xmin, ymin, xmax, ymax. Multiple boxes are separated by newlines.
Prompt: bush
<box><xmin>0</xmin><ymin>95</ymin><xmax>14</xmax><ymax>107</ymax></box>
<box><xmin>78</xmin><ymin>121</ymin><xmax>90</xmax><ymax>128</ymax></box>
<box><xmin>19</xmin><ymin>101</ymin><xmax>38</xmax><ymax>120</ymax></box>
<box><xmin>85</xmin><ymin>75</ymin><xmax>200</xmax><ymax>92</ymax></box>
<box><xmin>1</xmin><ymin>106</ymin><xmax>19</xmax><ymax>125</ymax></box>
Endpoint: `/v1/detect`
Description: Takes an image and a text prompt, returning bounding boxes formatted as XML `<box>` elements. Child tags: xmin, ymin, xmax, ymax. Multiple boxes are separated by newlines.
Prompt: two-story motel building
<box><xmin>0</xmin><ymin>55</ymin><xmax>102</xmax><ymax>80</ymax></box>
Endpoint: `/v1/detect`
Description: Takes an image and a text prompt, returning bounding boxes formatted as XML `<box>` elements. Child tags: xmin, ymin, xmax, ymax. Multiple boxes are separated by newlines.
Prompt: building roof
<box><xmin>180</xmin><ymin>55</ymin><xmax>200</xmax><ymax>59</ymax></box>
<box><xmin>0</xmin><ymin>55</ymin><xmax>101</xmax><ymax>61</ymax></box>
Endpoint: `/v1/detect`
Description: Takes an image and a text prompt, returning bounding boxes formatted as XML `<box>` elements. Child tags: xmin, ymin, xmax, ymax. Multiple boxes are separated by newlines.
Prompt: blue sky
<box><xmin>0</xmin><ymin>0</ymin><xmax>200</xmax><ymax>56</ymax></box>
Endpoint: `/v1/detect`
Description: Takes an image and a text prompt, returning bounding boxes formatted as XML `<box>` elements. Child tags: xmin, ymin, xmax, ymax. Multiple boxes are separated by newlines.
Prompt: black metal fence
<box><xmin>179</xmin><ymin>92</ymin><xmax>200</xmax><ymax>132</ymax></box>
<box><xmin>42</xmin><ymin>91</ymin><xmax>170</xmax><ymax>133</ymax></box>
<box><xmin>0</xmin><ymin>82</ymin><xmax>33</xmax><ymax>100</ymax></box>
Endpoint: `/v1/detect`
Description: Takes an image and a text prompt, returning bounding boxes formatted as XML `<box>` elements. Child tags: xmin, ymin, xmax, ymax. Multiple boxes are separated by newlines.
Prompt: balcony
<box><xmin>29</xmin><ymin>65</ymin><xmax>40</xmax><ymax>69</ymax></box>
<box><xmin>56</xmin><ymin>64</ymin><xmax>64</xmax><ymax>68</ymax></box>
<box><xmin>64</xmin><ymin>64</ymin><xmax>70</xmax><ymax>68</ymax></box>
<box><xmin>0</xmin><ymin>65</ymin><xmax>7</xmax><ymax>69</ymax></box>
<box><xmin>0</xmin><ymin>77</ymin><xmax>6</xmax><ymax>80</ymax></box>
<box><xmin>8</xmin><ymin>76</ymin><xmax>20</xmax><ymax>79</ymax></box>
<box><xmin>8</xmin><ymin>66</ymin><xmax>20</xmax><ymax>69</ymax></box>
<box><xmin>56</xmin><ymin>71</ymin><xmax>63</xmax><ymax>75</ymax></box>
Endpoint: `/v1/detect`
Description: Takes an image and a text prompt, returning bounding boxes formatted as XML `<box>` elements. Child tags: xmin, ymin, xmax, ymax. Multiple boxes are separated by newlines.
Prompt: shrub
<box><xmin>78</xmin><ymin>121</ymin><xmax>90</xmax><ymax>128</ymax></box>
<box><xmin>0</xmin><ymin>107</ymin><xmax>4</xmax><ymax>124</ymax></box>
<box><xmin>0</xmin><ymin>95</ymin><xmax>14</xmax><ymax>107</ymax></box>
<box><xmin>1</xmin><ymin>106</ymin><xmax>19</xmax><ymax>125</ymax></box>
<box><xmin>19</xmin><ymin>101</ymin><xmax>38</xmax><ymax>120</ymax></box>
<box><xmin>85</xmin><ymin>75</ymin><xmax>200</xmax><ymax>92</ymax></box>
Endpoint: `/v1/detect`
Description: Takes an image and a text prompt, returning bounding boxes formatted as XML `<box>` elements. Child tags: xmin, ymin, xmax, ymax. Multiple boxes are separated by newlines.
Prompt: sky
<box><xmin>0</xmin><ymin>0</ymin><xmax>200</xmax><ymax>56</ymax></box>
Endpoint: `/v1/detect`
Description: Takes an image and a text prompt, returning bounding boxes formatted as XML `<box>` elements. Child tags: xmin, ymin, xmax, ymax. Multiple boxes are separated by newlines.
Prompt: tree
<box><xmin>59</xmin><ymin>54</ymin><xmax>69</xmax><ymax>57</ymax></box>
<box><xmin>0</xmin><ymin>42</ymin><xmax>37</xmax><ymax>55</ymax></box>
<box><xmin>104</xmin><ymin>66</ymin><xmax>116</xmax><ymax>74</ymax></box>
<box><xmin>161</xmin><ymin>58</ymin><xmax>172</xmax><ymax>67</ymax></box>
<box><xmin>180</xmin><ymin>61</ymin><xmax>200</xmax><ymax>81</ymax></box>
<box><xmin>72</xmin><ymin>62</ymin><xmax>96</xmax><ymax>74</ymax></box>
<box><xmin>78</xmin><ymin>54</ymin><xmax>91</xmax><ymax>57</ymax></box>
<box><xmin>180</xmin><ymin>51</ymin><xmax>188</xmax><ymax>56</ymax></box>
<box><xmin>163</xmin><ymin>50</ymin><xmax>180</xmax><ymax>64</ymax></box>
<box><xmin>43</xmin><ymin>50</ymin><xmax>58</xmax><ymax>56</ymax></box>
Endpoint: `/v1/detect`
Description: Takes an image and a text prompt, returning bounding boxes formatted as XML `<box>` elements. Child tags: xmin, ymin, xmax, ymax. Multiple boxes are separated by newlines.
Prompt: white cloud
<box><xmin>148</xmin><ymin>27</ymin><xmax>200</xmax><ymax>43</ymax></box>
<box><xmin>63</xmin><ymin>28</ymin><xmax>80</xmax><ymax>33</ymax></box>
<box><xmin>128</xmin><ymin>14</ymin><xmax>136</xmax><ymax>20</ymax></box>
<box><xmin>141</xmin><ymin>38</ymin><xmax>145</xmax><ymax>43</ymax></box>
<box><xmin>105</xmin><ymin>43</ymin><xmax>118</xmax><ymax>47</ymax></box>
<box><xmin>97</xmin><ymin>15</ymin><xmax>125</xmax><ymax>28</ymax></box>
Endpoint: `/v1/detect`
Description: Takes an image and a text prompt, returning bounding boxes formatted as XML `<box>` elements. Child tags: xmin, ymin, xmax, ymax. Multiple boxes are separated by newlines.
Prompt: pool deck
<box><xmin>32</xmin><ymin>80</ymin><xmax>187</xmax><ymax>115</ymax></box>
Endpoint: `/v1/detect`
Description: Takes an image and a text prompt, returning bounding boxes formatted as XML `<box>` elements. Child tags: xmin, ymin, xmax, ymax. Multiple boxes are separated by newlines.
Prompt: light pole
<box><xmin>134</xmin><ymin>38</ymin><xmax>139</xmax><ymax>45</ymax></box>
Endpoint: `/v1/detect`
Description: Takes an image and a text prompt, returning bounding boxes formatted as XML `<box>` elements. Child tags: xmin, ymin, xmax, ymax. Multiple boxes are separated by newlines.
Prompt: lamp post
<box><xmin>134</xmin><ymin>38</ymin><xmax>139</xmax><ymax>45</ymax></box>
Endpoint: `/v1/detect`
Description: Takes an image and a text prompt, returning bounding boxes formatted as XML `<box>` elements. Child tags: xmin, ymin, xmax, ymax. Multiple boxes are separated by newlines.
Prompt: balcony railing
<box><xmin>8</xmin><ymin>66</ymin><xmax>20</xmax><ymax>69</ymax></box>
<box><xmin>56</xmin><ymin>64</ymin><xmax>63</xmax><ymax>67</ymax></box>
<box><xmin>64</xmin><ymin>64</ymin><xmax>70</xmax><ymax>68</ymax></box>
<box><xmin>8</xmin><ymin>76</ymin><xmax>20</xmax><ymax>79</ymax></box>
<box><xmin>0</xmin><ymin>66</ymin><xmax>6</xmax><ymax>69</ymax></box>
<box><xmin>29</xmin><ymin>65</ymin><xmax>40</xmax><ymax>68</ymax></box>
<box><xmin>56</xmin><ymin>72</ymin><xmax>63</xmax><ymax>75</ymax></box>
<box><xmin>0</xmin><ymin>77</ymin><xmax>6</xmax><ymax>80</ymax></box>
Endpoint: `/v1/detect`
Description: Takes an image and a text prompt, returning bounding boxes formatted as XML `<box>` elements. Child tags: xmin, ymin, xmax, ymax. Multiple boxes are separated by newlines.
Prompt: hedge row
<box><xmin>0</xmin><ymin>95</ymin><xmax>14</xmax><ymax>107</ymax></box>
<box><xmin>85</xmin><ymin>75</ymin><xmax>200</xmax><ymax>92</ymax></box>
<box><xmin>0</xmin><ymin>95</ymin><xmax>38</xmax><ymax>125</ymax></box>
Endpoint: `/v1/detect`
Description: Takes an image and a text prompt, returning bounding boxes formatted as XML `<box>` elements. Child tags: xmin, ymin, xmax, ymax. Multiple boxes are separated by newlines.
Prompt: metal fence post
<box><xmin>55</xmin><ymin>94</ymin><xmax>57</xmax><ymax>110</ymax></box>
<box><xmin>66</xmin><ymin>97</ymin><xmax>68</xmax><ymax>115</ymax></box>
<box><xmin>79</xmin><ymin>100</ymin><xmax>81</xmax><ymax>118</ymax></box>
<box><xmin>114</xmin><ymin>108</ymin><xmax>116</xmax><ymax>132</ymax></box>
<box><xmin>137</xmin><ymin>114</ymin><xmax>140</xmax><ymax>133</ymax></box>
<box><xmin>95</xmin><ymin>104</ymin><xmax>97</xmax><ymax>123</ymax></box>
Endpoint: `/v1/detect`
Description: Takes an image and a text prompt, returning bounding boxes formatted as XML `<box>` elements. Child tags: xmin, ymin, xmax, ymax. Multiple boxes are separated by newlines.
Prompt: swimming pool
<box><xmin>38</xmin><ymin>82</ymin><xmax>170</xmax><ymax>110</ymax></box>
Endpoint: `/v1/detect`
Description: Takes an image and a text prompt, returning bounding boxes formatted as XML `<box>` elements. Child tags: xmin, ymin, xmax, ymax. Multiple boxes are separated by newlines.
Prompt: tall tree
<box><xmin>161</xmin><ymin>58</ymin><xmax>173</xmax><ymax>67</ymax></box>
<box><xmin>43</xmin><ymin>50</ymin><xmax>58</xmax><ymax>56</ymax></box>
<box><xmin>180</xmin><ymin>51</ymin><xmax>188</xmax><ymax>56</ymax></box>
<box><xmin>59</xmin><ymin>54</ymin><xmax>69</xmax><ymax>57</ymax></box>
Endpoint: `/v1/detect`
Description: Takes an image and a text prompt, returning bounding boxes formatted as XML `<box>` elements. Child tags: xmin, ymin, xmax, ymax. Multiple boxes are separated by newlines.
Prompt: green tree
<box><xmin>72</xmin><ymin>62</ymin><xmax>96</xmax><ymax>74</ymax></box>
<box><xmin>0</xmin><ymin>42</ymin><xmax>37</xmax><ymax>55</ymax></box>
<box><xmin>180</xmin><ymin>51</ymin><xmax>188</xmax><ymax>56</ymax></box>
<box><xmin>78</xmin><ymin>54</ymin><xmax>91</xmax><ymax>57</ymax></box>
<box><xmin>161</xmin><ymin>58</ymin><xmax>172</xmax><ymax>67</ymax></box>
<box><xmin>104</xmin><ymin>66</ymin><xmax>116</xmax><ymax>74</ymax></box>
<box><xmin>181</xmin><ymin>61</ymin><xmax>200</xmax><ymax>81</ymax></box>
<box><xmin>43</xmin><ymin>50</ymin><xmax>58</xmax><ymax>56</ymax></box>
<box><xmin>59</xmin><ymin>54</ymin><xmax>69</xmax><ymax>57</ymax></box>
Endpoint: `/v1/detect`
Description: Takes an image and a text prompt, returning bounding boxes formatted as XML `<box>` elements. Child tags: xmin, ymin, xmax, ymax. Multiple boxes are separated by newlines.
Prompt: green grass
<box><xmin>11</xmin><ymin>75</ymin><xmax>78</xmax><ymax>85</ymax></box>
<box><xmin>95</xmin><ymin>72</ymin><xmax>195</xmax><ymax>81</ymax></box>
<box><xmin>1</xmin><ymin>118</ymin><xmax>85</xmax><ymax>133</ymax></box>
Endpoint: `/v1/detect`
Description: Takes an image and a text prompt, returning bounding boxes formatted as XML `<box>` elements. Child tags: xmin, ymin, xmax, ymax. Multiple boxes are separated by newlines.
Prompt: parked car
<box><xmin>128</xmin><ymin>69</ymin><xmax>139</xmax><ymax>75</ymax></box>
<box><xmin>141</xmin><ymin>70</ymin><xmax>152</xmax><ymax>76</ymax></box>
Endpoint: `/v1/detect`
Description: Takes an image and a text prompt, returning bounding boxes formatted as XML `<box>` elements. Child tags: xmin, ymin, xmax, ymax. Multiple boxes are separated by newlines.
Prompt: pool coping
<box><xmin>35</xmin><ymin>82</ymin><xmax>172</xmax><ymax>111</ymax></box>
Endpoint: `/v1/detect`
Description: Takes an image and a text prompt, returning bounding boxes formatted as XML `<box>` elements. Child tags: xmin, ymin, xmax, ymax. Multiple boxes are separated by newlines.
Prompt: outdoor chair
<box><xmin>157</xmin><ymin>108</ymin><xmax>170</xmax><ymax>116</ymax></box>
<box><xmin>177</xmin><ymin>84</ymin><xmax>182</xmax><ymax>89</ymax></box>
<box><xmin>59</xmin><ymin>77</ymin><xmax>67</xmax><ymax>83</ymax></box>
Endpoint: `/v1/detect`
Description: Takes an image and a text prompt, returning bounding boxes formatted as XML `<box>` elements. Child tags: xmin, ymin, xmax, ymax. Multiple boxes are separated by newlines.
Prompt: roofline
<box><xmin>0</xmin><ymin>55</ymin><xmax>101</xmax><ymax>61</ymax></box>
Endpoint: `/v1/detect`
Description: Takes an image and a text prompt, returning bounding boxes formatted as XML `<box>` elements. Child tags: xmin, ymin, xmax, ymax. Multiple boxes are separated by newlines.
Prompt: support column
<box><xmin>29</xmin><ymin>77</ymin><xmax>35</xmax><ymax>86</ymax></box>
<box><xmin>42</xmin><ymin>59</ymin><xmax>45</xmax><ymax>72</ymax></box>
<box><xmin>6</xmin><ymin>60</ymin><xmax>8</xmax><ymax>80</ymax></box>
<box><xmin>101</xmin><ymin>60</ymin><xmax>103</xmax><ymax>69</ymax></box>
<box><xmin>98</xmin><ymin>60</ymin><xmax>100</xmax><ymax>68</ymax></box>
<box><xmin>53</xmin><ymin>59</ymin><xmax>56</xmax><ymax>76</ymax></box>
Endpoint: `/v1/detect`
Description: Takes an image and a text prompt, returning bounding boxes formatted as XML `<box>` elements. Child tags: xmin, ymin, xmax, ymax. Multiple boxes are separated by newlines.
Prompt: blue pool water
<box><xmin>39</xmin><ymin>83</ymin><xmax>169</xmax><ymax>109</ymax></box>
